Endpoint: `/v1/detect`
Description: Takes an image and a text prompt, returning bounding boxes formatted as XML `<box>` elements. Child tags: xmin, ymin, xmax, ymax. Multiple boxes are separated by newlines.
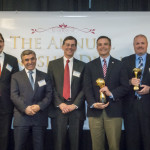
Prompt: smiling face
<box><xmin>22</xmin><ymin>53</ymin><xmax>37</xmax><ymax>70</ymax></box>
<box><xmin>62</xmin><ymin>39</ymin><xmax>77</xmax><ymax>59</ymax></box>
<box><xmin>134</xmin><ymin>35</ymin><xmax>148</xmax><ymax>56</ymax></box>
<box><xmin>97</xmin><ymin>38</ymin><xmax>111</xmax><ymax>58</ymax></box>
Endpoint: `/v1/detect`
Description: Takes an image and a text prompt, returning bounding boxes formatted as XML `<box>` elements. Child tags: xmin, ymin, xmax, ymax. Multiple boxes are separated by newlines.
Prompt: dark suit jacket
<box><xmin>47</xmin><ymin>57</ymin><xmax>85</xmax><ymax>120</ymax></box>
<box><xmin>84</xmin><ymin>56</ymin><xmax>129</xmax><ymax>118</ymax></box>
<box><xmin>122</xmin><ymin>53</ymin><xmax>150</xmax><ymax>116</ymax></box>
<box><xmin>11</xmin><ymin>69</ymin><xmax>52</xmax><ymax>126</ymax></box>
<box><xmin>0</xmin><ymin>52</ymin><xmax>19</xmax><ymax>114</ymax></box>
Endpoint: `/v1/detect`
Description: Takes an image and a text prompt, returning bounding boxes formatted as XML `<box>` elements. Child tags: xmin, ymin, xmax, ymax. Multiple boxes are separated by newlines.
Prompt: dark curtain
<box><xmin>91</xmin><ymin>0</ymin><xmax>150</xmax><ymax>11</ymax></box>
<box><xmin>1</xmin><ymin>0</ymin><xmax>150</xmax><ymax>11</ymax></box>
<box><xmin>0</xmin><ymin>0</ymin><xmax>89</xmax><ymax>11</ymax></box>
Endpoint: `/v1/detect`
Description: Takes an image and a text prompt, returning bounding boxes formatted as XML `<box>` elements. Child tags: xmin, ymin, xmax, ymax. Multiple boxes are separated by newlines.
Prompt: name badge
<box><xmin>73</xmin><ymin>70</ymin><xmax>81</xmax><ymax>78</ymax></box>
<box><xmin>6</xmin><ymin>64</ymin><xmax>13</xmax><ymax>72</ymax></box>
<box><xmin>38</xmin><ymin>79</ymin><xmax>46</xmax><ymax>87</ymax></box>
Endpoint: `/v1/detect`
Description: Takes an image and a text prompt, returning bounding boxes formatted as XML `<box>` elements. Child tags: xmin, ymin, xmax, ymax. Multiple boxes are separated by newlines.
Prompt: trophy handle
<box><xmin>133</xmin><ymin>71</ymin><xmax>139</xmax><ymax>91</ymax></box>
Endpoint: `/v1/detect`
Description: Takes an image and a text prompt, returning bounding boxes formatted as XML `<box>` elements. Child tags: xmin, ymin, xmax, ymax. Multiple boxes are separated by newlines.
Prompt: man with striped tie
<box><xmin>84</xmin><ymin>36</ymin><xmax>129</xmax><ymax>150</ymax></box>
<box><xmin>122</xmin><ymin>34</ymin><xmax>150</xmax><ymax>150</ymax></box>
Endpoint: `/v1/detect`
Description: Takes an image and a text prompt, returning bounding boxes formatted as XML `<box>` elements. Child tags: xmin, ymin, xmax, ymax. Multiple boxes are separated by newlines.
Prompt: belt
<box><xmin>64</xmin><ymin>98</ymin><xmax>72</xmax><ymax>101</ymax></box>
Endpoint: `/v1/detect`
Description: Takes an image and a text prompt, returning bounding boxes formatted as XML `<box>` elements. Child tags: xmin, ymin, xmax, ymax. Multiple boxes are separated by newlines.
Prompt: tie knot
<box><xmin>28</xmin><ymin>70</ymin><xmax>33</xmax><ymax>74</ymax></box>
<box><xmin>66</xmin><ymin>59</ymin><xmax>70</xmax><ymax>64</ymax></box>
<box><xmin>103</xmin><ymin>59</ymin><xmax>106</xmax><ymax>63</ymax></box>
<box><xmin>138</xmin><ymin>57</ymin><xmax>143</xmax><ymax>61</ymax></box>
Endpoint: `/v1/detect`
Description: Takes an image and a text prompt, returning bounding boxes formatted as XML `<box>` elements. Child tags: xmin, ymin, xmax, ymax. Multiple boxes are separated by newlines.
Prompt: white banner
<box><xmin>1</xmin><ymin>11</ymin><xmax>150</xmax><ymax>129</ymax></box>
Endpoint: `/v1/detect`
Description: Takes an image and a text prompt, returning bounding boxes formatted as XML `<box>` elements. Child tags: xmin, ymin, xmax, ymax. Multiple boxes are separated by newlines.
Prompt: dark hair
<box><xmin>0</xmin><ymin>33</ymin><xmax>4</xmax><ymax>42</ymax></box>
<box><xmin>96</xmin><ymin>36</ymin><xmax>111</xmax><ymax>46</ymax></box>
<box><xmin>21</xmin><ymin>50</ymin><xmax>36</xmax><ymax>60</ymax></box>
<box><xmin>63</xmin><ymin>36</ymin><xmax>77</xmax><ymax>46</ymax></box>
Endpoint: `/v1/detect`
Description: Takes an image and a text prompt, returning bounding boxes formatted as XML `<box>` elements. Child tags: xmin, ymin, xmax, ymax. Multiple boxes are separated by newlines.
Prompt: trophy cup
<box><xmin>133</xmin><ymin>68</ymin><xmax>142</xmax><ymax>91</ymax></box>
<box><xmin>96</xmin><ymin>78</ymin><xmax>106</xmax><ymax>103</ymax></box>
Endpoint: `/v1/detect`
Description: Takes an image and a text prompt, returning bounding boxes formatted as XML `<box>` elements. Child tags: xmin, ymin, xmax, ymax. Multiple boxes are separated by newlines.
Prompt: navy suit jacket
<box><xmin>122</xmin><ymin>54</ymin><xmax>150</xmax><ymax>116</ymax></box>
<box><xmin>84</xmin><ymin>56</ymin><xmax>129</xmax><ymax>118</ymax></box>
<box><xmin>11</xmin><ymin>69</ymin><xmax>52</xmax><ymax>126</ymax></box>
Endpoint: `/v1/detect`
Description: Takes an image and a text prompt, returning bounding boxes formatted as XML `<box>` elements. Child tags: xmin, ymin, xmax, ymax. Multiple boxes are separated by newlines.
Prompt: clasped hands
<box><xmin>131</xmin><ymin>78</ymin><xmax>150</xmax><ymax>95</ymax></box>
<box><xmin>59</xmin><ymin>103</ymin><xmax>77</xmax><ymax>114</ymax></box>
<box><xmin>94</xmin><ymin>86</ymin><xmax>111</xmax><ymax>109</ymax></box>
<box><xmin>25</xmin><ymin>104</ymin><xmax>40</xmax><ymax>116</ymax></box>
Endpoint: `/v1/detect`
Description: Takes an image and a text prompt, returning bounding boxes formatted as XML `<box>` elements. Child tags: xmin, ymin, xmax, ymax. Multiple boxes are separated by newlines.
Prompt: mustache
<box><xmin>137</xmin><ymin>47</ymin><xmax>144</xmax><ymax>50</ymax></box>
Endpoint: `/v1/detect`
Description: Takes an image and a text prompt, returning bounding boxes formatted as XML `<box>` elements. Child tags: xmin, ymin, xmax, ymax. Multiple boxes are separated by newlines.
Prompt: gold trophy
<box><xmin>133</xmin><ymin>68</ymin><xmax>142</xmax><ymax>91</ymax></box>
<box><xmin>96</xmin><ymin>78</ymin><xmax>106</xmax><ymax>103</ymax></box>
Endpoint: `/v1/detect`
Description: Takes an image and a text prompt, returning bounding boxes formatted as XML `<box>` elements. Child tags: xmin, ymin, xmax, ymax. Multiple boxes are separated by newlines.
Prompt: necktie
<box><xmin>103</xmin><ymin>59</ymin><xmax>107</xmax><ymax>78</ymax></box>
<box><xmin>63</xmin><ymin>60</ymin><xmax>70</xmax><ymax>100</ymax></box>
<box><xmin>136</xmin><ymin>57</ymin><xmax>143</xmax><ymax>100</ymax></box>
<box><xmin>28</xmin><ymin>70</ymin><xmax>34</xmax><ymax>90</ymax></box>
<box><xmin>138</xmin><ymin>57</ymin><xmax>143</xmax><ymax>70</ymax></box>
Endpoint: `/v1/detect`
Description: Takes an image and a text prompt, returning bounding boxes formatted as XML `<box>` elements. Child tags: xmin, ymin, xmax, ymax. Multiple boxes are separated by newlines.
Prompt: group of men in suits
<box><xmin>0</xmin><ymin>32</ymin><xmax>150</xmax><ymax>150</ymax></box>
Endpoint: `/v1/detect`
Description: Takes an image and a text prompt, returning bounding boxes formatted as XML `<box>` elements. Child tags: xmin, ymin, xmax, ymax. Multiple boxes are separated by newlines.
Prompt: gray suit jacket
<box><xmin>48</xmin><ymin>57</ymin><xmax>85</xmax><ymax>120</ymax></box>
<box><xmin>11</xmin><ymin>69</ymin><xmax>52</xmax><ymax>126</ymax></box>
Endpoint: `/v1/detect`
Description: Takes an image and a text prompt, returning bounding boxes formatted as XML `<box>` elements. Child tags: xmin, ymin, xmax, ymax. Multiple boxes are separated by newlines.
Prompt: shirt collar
<box><xmin>63</xmin><ymin>56</ymin><xmax>74</xmax><ymax>63</ymax></box>
<box><xmin>25</xmin><ymin>68</ymin><xmax>36</xmax><ymax>74</ymax></box>
<box><xmin>136</xmin><ymin>53</ymin><xmax>147</xmax><ymax>61</ymax></box>
<box><xmin>100</xmin><ymin>55</ymin><xmax>110</xmax><ymax>63</ymax></box>
<box><xmin>0</xmin><ymin>52</ymin><xmax>4</xmax><ymax>57</ymax></box>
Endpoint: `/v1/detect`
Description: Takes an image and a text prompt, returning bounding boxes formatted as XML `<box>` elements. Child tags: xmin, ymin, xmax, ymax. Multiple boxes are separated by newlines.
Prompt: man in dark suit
<box><xmin>122</xmin><ymin>34</ymin><xmax>150</xmax><ymax>150</ymax></box>
<box><xmin>84</xmin><ymin>36</ymin><xmax>129</xmax><ymax>150</ymax></box>
<box><xmin>11</xmin><ymin>50</ymin><xmax>52</xmax><ymax>150</ymax></box>
<box><xmin>47</xmin><ymin>36</ymin><xmax>85</xmax><ymax>150</ymax></box>
<box><xmin>0</xmin><ymin>33</ymin><xmax>19</xmax><ymax>150</ymax></box>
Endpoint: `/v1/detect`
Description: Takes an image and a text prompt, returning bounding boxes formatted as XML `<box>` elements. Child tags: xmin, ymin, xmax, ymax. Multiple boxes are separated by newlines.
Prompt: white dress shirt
<box><xmin>0</xmin><ymin>52</ymin><xmax>5</xmax><ymax>71</ymax></box>
<box><xmin>25</xmin><ymin>68</ymin><xmax>36</xmax><ymax>83</ymax></box>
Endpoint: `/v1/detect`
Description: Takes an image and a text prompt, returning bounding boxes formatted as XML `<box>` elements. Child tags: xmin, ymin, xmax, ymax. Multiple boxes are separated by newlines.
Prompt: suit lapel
<box><xmin>1</xmin><ymin>53</ymin><xmax>8</xmax><ymax>79</ymax></box>
<box><xmin>142</xmin><ymin>54</ymin><xmax>150</xmax><ymax>80</ymax></box>
<box><xmin>95</xmin><ymin>57</ymin><xmax>104</xmax><ymax>78</ymax></box>
<box><xmin>59</xmin><ymin>57</ymin><xmax>64</xmax><ymax>93</ymax></box>
<box><xmin>129</xmin><ymin>54</ymin><xmax>136</xmax><ymax>73</ymax></box>
<box><xmin>105</xmin><ymin>56</ymin><xmax>116</xmax><ymax>81</ymax></box>
<box><xmin>71</xmin><ymin>58</ymin><xmax>78</xmax><ymax>85</ymax></box>
<box><xmin>22</xmin><ymin>69</ymin><xmax>34</xmax><ymax>92</ymax></box>
<box><xmin>33</xmin><ymin>69</ymin><xmax>40</xmax><ymax>96</ymax></box>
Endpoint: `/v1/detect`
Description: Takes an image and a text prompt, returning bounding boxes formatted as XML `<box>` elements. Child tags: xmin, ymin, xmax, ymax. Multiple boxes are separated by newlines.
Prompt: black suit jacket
<box><xmin>47</xmin><ymin>57</ymin><xmax>85</xmax><ymax>120</ymax></box>
<box><xmin>0</xmin><ymin>53</ymin><xmax>19</xmax><ymax>114</ymax></box>
<box><xmin>11</xmin><ymin>69</ymin><xmax>52</xmax><ymax>126</ymax></box>
<box><xmin>84</xmin><ymin>56</ymin><xmax>129</xmax><ymax>118</ymax></box>
<box><xmin>122</xmin><ymin>53</ymin><xmax>150</xmax><ymax>116</ymax></box>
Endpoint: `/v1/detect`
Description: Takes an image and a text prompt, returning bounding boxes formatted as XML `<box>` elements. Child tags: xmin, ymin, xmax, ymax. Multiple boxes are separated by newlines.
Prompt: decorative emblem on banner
<box><xmin>31</xmin><ymin>23</ymin><xmax>95</xmax><ymax>34</ymax></box>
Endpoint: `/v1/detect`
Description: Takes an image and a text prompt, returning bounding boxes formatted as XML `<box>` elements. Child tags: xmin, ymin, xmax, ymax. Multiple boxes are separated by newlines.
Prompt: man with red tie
<box><xmin>0</xmin><ymin>33</ymin><xmax>19</xmax><ymax>150</ymax></box>
<box><xmin>48</xmin><ymin>36</ymin><xmax>85</xmax><ymax>150</ymax></box>
<box><xmin>84</xmin><ymin>36</ymin><xmax>129</xmax><ymax>150</ymax></box>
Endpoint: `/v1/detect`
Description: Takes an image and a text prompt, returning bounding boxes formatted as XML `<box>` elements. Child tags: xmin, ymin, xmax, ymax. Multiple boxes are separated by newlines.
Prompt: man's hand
<box><xmin>131</xmin><ymin>78</ymin><xmax>140</xmax><ymax>86</ymax></box>
<box><xmin>100</xmin><ymin>86</ymin><xmax>112</xmax><ymax>97</ymax></box>
<box><xmin>59</xmin><ymin>103</ymin><xmax>70</xmax><ymax>114</ymax></box>
<box><xmin>25</xmin><ymin>106</ymin><xmax>36</xmax><ymax>116</ymax></box>
<box><xmin>138</xmin><ymin>85</ymin><xmax>150</xmax><ymax>95</ymax></box>
<box><xmin>31</xmin><ymin>105</ymin><xmax>40</xmax><ymax>113</ymax></box>
<box><xmin>93</xmin><ymin>102</ymin><xmax>109</xmax><ymax>109</ymax></box>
